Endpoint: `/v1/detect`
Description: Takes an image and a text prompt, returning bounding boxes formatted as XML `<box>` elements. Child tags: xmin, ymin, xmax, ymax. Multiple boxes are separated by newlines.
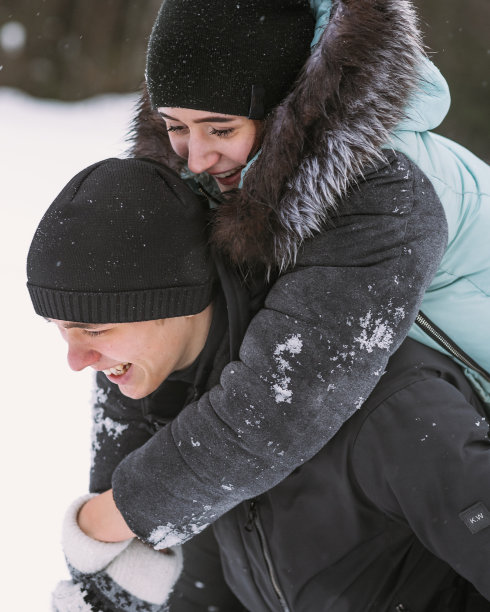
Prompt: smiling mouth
<box><xmin>103</xmin><ymin>363</ymin><xmax>131</xmax><ymax>377</ymax></box>
<box><xmin>212</xmin><ymin>166</ymin><xmax>244</xmax><ymax>179</ymax></box>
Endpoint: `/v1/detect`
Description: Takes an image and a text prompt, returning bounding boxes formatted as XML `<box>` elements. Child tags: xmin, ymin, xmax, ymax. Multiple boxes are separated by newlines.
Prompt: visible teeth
<box><xmin>215</xmin><ymin>167</ymin><xmax>242</xmax><ymax>179</ymax></box>
<box><xmin>103</xmin><ymin>363</ymin><xmax>131</xmax><ymax>377</ymax></box>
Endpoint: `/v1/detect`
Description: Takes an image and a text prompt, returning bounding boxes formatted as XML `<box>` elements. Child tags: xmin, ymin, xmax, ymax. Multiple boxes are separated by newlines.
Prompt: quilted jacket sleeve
<box><xmin>112</xmin><ymin>153</ymin><xmax>448</xmax><ymax>548</ymax></box>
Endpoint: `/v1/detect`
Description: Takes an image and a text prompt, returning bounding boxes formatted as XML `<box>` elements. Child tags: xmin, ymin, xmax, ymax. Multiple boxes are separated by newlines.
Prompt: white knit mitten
<box><xmin>52</xmin><ymin>495</ymin><xmax>183</xmax><ymax>611</ymax></box>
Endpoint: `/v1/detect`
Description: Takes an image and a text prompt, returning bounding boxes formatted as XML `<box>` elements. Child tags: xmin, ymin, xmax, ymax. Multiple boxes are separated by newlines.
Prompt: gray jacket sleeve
<box><xmin>112</xmin><ymin>155</ymin><xmax>448</xmax><ymax>548</ymax></box>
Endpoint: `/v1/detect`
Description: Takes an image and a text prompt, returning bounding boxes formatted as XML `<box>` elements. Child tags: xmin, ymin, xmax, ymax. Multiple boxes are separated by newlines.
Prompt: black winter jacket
<box><xmin>90</xmin><ymin>275</ymin><xmax>490</xmax><ymax>611</ymax></box>
<box><xmin>214</xmin><ymin>337</ymin><xmax>490</xmax><ymax>611</ymax></box>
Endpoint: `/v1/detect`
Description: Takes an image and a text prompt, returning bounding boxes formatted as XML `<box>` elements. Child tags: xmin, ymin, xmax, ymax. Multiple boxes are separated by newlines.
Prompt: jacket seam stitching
<box><xmin>433</xmin><ymin>266</ymin><xmax>490</xmax><ymax>297</ymax></box>
<box><xmin>422</xmin><ymin>172</ymin><xmax>489</xmax><ymax>198</ymax></box>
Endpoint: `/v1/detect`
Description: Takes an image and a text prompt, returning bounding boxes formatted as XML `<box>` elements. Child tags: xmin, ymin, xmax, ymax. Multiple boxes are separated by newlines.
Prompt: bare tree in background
<box><xmin>0</xmin><ymin>0</ymin><xmax>161</xmax><ymax>99</ymax></box>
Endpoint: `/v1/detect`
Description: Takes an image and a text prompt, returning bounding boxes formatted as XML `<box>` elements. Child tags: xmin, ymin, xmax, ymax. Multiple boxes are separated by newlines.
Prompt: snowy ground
<box><xmin>0</xmin><ymin>87</ymin><xmax>137</xmax><ymax>609</ymax></box>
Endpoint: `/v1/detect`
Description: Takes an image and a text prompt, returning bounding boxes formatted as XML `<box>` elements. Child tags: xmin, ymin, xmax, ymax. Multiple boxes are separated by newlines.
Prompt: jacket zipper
<box><xmin>415</xmin><ymin>311</ymin><xmax>490</xmax><ymax>382</ymax></box>
<box><xmin>245</xmin><ymin>500</ymin><xmax>291</xmax><ymax>612</ymax></box>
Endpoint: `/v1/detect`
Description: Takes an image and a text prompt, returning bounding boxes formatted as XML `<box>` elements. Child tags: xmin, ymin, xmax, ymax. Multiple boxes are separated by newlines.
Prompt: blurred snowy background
<box><xmin>0</xmin><ymin>0</ymin><xmax>488</xmax><ymax>609</ymax></box>
<box><xmin>0</xmin><ymin>88</ymin><xmax>136</xmax><ymax>609</ymax></box>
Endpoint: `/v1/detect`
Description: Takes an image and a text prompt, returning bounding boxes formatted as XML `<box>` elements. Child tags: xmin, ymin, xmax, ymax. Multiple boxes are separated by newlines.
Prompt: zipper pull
<box><xmin>245</xmin><ymin>500</ymin><xmax>257</xmax><ymax>532</ymax></box>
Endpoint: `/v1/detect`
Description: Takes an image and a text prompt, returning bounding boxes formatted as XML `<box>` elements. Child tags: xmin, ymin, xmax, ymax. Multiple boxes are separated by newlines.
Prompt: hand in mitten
<box><xmin>52</xmin><ymin>495</ymin><xmax>183</xmax><ymax>611</ymax></box>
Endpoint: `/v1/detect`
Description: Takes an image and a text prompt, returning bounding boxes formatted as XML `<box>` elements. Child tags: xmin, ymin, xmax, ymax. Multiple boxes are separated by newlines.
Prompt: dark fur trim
<box><xmin>130</xmin><ymin>0</ymin><xmax>423</xmax><ymax>272</ymax></box>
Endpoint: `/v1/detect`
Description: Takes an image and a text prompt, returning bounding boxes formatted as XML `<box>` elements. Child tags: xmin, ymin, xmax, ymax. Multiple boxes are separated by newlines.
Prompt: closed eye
<box><xmin>166</xmin><ymin>125</ymin><xmax>185</xmax><ymax>133</ymax></box>
<box><xmin>82</xmin><ymin>329</ymin><xmax>107</xmax><ymax>337</ymax></box>
<box><xmin>210</xmin><ymin>127</ymin><xmax>234</xmax><ymax>138</ymax></box>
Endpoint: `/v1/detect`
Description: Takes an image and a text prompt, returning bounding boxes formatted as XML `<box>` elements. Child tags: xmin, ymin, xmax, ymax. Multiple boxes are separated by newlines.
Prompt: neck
<box><xmin>180</xmin><ymin>302</ymin><xmax>214</xmax><ymax>370</ymax></box>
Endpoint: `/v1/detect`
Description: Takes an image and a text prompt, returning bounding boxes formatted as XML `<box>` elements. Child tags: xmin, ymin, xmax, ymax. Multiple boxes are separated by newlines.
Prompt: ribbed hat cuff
<box><xmin>27</xmin><ymin>283</ymin><xmax>214</xmax><ymax>323</ymax></box>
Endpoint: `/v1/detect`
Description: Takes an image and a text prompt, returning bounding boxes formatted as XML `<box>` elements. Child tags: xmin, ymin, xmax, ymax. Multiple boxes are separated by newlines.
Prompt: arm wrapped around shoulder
<box><xmin>52</xmin><ymin>495</ymin><xmax>183</xmax><ymax>611</ymax></box>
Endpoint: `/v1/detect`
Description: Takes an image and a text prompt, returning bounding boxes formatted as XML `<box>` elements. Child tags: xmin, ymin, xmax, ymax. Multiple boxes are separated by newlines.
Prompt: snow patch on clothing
<box><xmin>90</xmin><ymin>405</ymin><xmax>129</xmax><ymax>467</ymax></box>
<box><xmin>94</xmin><ymin>384</ymin><xmax>108</xmax><ymax>405</ymax></box>
<box><xmin>272</xmin><ymin>334</ymin><xmax>303</xmax><ymax>404</ymax></box>
<box><xmin>355</xmin><ymin>397</ymin><xmax>365</xmax><ymax>410</ymax></box>
<box><xmin>273</xmin><ymin>382</ymin><xmax>293</xmax><ymax>404</ymax></box>
<box><xmin>354</xmin><ymin>305</ymin><xmax>406</xmax><ymax>354</ymax></box>
<box><xmin>148</xmin><ymin>520</ymin><xmax>209</xmax><ymax>550</ymax></box>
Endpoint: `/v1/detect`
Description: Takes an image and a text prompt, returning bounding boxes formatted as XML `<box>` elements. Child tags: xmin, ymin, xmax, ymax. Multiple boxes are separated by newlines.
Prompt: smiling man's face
<box><xmin>50</xmin><ymin>305</ymin><xmax>213</xmax><ymax>399</ymax></box>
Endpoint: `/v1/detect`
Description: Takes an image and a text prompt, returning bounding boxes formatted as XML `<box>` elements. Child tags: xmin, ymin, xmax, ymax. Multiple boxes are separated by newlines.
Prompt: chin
<box><xmin>219</xmin><ymin>183</ymin><xmax>240</xmax><ymax>194</ymax></box>
<box><xmin>214</xmin><ymin>179</ymin><xmax>239</xmax><ymax>193</ymax></box>
<box><xmin>119</xmin><ymin>386</ymin><xmax>146</xmax><ymax>400</ymax></box>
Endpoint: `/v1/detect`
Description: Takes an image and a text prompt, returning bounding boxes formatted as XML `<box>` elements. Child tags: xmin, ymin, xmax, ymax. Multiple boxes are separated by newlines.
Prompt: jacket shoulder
<box><xmin>295</xmin><ymin>151</ymin><xmax>447</xmax><ymax>274</ymax></box>
<box><xmin>349</xmin><ymin>344</ymin><xmax>490</xmax><ymax>599</ymax></box>
<box><xmin>343</xmin><ymin>151</ymin><xmax>445</xmax><ymax>218</ymax></box>
<box><xmin>351</xmin><ymin>339</ymin><xmax>488</xmax><ymax>510</ymax></box>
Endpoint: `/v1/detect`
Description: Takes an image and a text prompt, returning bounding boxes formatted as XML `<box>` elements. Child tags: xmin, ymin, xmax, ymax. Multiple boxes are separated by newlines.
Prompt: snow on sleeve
<box><xmin>272</xmin><ymin>334</ymin><xmax>303</xmax><ymax>403</ymax></box>
<box><xmin>354</xmin><ymin>304</ymin><xmax>406</xmax><ymax>353</ymax></box>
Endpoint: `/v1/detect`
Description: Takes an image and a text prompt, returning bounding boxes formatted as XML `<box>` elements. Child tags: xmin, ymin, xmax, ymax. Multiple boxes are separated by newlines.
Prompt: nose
<box><xmin>66</xmin><ymin>341</ymin><xmax>101</xmax><ymax>372</ymax></box>
<box><xmin>186</xmin><ymin>133</ymin><xmax>220</xmax><ymax>175</ymax></box>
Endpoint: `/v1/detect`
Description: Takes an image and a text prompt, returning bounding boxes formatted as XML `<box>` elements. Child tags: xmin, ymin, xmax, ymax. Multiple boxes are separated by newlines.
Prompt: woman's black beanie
<box><xmin>27</xmin><ymin>158</ymin><xmax>216</xmax><ymax>323</ymax></box>
<box><xmin>146</xmin><ymin>0</ymin><xmax>315</xmax><ymax>118</ymax></box>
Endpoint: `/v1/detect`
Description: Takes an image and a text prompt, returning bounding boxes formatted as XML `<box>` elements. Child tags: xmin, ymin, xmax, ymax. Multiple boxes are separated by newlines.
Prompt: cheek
<box><xmin>168</xmin><ymin>135</ymin><xmax>188</xmax><ymax>159</ymax></box>
<box><xmin>236</xmin><ymin>132</ymin><xmax>258</xmax><ymax>163</ymax></box>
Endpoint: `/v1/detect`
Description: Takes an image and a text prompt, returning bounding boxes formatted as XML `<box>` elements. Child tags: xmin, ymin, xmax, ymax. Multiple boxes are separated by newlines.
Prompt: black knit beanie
<box><xmin>27</xmin><ymin>158</ymin><xmax>215</xmax><ymax>323</ymax></box>
<box><xmin>146</xmin><ymin>0</ymin><xmax>315</xmax><ymax>118</ymax></box>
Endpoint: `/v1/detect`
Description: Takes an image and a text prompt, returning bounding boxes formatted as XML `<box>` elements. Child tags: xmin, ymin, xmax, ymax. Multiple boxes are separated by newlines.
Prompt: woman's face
<box><xmin>159</xmin><ymin>107</ymin><xmax>261</xmax><ymax>192</ymax></box>
<box><xmin>50</xmin><ymin>306</ymin><xmax>212</xmax><ymax>399</ymax></box>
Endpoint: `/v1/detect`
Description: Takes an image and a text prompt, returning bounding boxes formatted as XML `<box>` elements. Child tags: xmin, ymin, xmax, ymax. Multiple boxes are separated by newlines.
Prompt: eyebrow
<box><xmin>45</xmin><ymin>318</ymin><xmax>103</xmax><ymax>330</ymax></box>
<box><xmin>159</xmin><ymin>112</ymin><xmax>236</xmax><ymax>124</ymax></box>
<box><xmin>62</xmin><ymin>322</ymin><xmax>102</xmax><ymax>329</ymax></box>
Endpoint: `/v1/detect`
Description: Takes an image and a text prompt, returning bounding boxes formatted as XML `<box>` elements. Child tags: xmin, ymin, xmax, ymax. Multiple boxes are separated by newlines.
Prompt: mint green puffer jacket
<box><xmin>313</xmin><ymin>0</ymin><xmax>490</xmax><ymax>402</ymax></box>
<box><xmin>393</xmin><ymin>58</ymin><xmax>490</xmax><ymax>402</ymax></box>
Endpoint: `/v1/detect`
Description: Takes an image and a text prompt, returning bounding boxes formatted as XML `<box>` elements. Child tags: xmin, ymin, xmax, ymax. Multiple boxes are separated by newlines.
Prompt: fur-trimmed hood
<box><xmin>130</xmin><ymin>0</ymin><xmax>425</xmax><ymax>272</ymax></box>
